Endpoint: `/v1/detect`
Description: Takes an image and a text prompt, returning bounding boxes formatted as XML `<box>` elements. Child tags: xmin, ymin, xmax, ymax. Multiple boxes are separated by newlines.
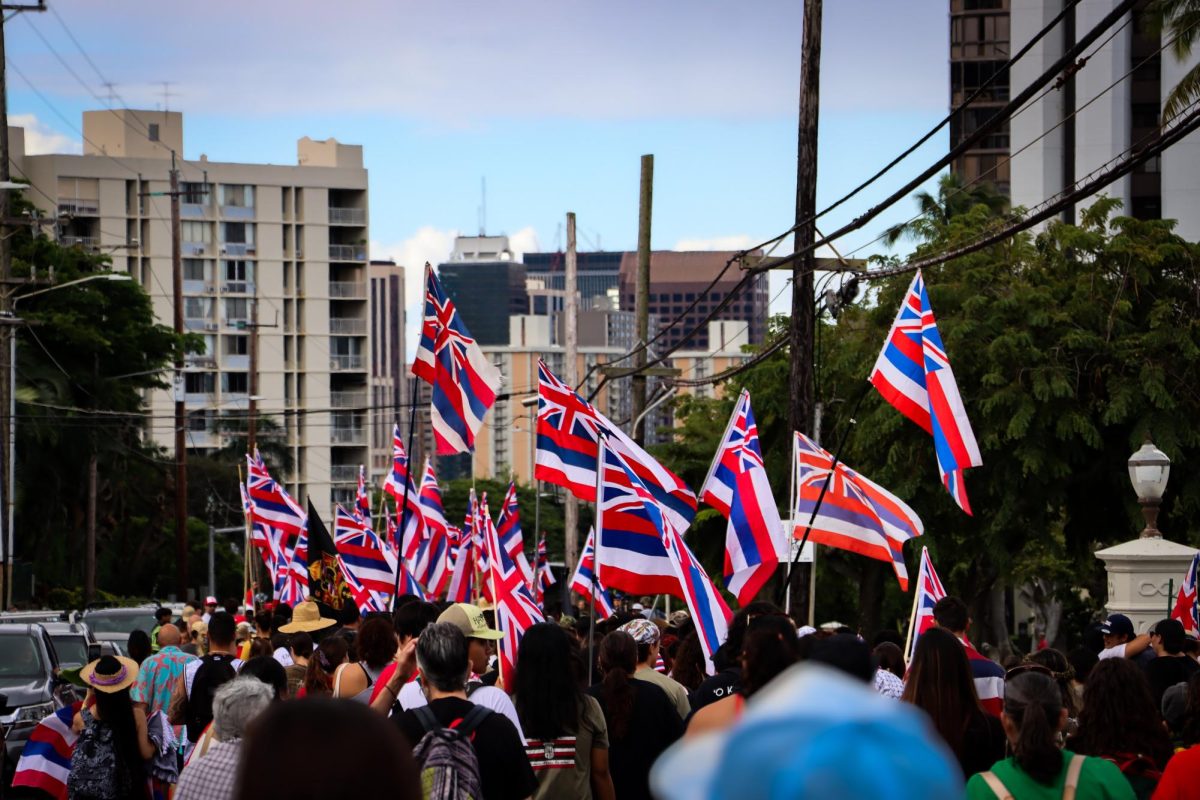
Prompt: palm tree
<box><xmin>883</xmin><ymin>173</ymin><xmax>1009</xmax><ymax>247</ymax></box>
<box><xmin>1154</xmin><ymin>0</ymin><xmax>1200</xmax><ymax>120</ymax></box>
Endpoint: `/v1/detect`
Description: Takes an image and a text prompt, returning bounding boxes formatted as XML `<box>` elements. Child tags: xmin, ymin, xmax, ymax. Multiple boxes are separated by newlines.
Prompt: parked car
<box><xmin>40</xmin><ymin>621</ymin><xmax>102</xmax><ymax>670</ymax></box>
<box><xmin>81</xmin><ymin>606</ymin><xmax>156</xmax><ymax>653</ymax></box>
<box><xmin>0</xmin><ymin>623</ymin><xmax>80</xmax><ymax>771</ymax></box>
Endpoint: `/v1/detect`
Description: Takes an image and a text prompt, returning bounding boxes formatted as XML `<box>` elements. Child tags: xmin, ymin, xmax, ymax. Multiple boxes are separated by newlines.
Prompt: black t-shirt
<box><xmin>587</xmin><ymin>678</ymin><xmax>684</xmax><ymax>800</ymax></box>
<box><xmin>1146</xmin><ymin>654</ymin><xmax>1200</xmax><ymax>709</ymax></box>
<box><xmin>395</xmin><ymin>696</ymin><xmax>537</xmax><ymax>800</ymax></box>
<box><xmin>958</xmin><ymin>709</ymin><xmax>1008</xmax><ymax>778</ymax></box>
<box><xmin>688</xmin><ymin>666</ymin><xmax>740</xmax><ymax>713</ymax></box>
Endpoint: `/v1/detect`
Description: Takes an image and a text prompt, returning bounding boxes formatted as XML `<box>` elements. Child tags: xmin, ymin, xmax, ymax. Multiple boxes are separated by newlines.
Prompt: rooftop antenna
<box><xmin>159</xmin><ymin>81</ymin><xmax>176</xmax><ymax>112</ymax></box>
<box><xmin>478</xmin><ymin>177</ymin><xmax>487</xmax><ymax>236</ymax></box>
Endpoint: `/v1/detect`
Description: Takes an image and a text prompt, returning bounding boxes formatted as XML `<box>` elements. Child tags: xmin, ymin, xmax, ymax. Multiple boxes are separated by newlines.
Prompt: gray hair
<box><xmin>416</xmin><ymin>622</ymin><xmax>470</xmax><ymax>693</ymax></box>
<box><xmin>212</xmin><ymin>676</ymin><xmax>274</xmax><ymax>741</ymax></box>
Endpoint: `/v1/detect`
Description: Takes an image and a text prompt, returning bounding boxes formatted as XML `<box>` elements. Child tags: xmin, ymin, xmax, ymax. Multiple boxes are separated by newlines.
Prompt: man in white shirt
<box><xmin>1096</xmin><ymin>613</ymin><xmax>1151</xmax><ymax>660</ymax></box>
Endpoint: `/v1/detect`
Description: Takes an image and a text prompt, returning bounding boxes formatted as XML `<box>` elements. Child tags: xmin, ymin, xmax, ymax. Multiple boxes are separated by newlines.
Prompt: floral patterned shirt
<box><xmin>131</xmin><ymin>646</ymin><xmax>196</xmax><ymax>715</ymax></box>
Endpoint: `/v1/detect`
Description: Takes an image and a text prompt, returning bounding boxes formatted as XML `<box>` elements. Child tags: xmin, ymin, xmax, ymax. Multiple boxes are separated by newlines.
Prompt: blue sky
<box><xmin>6</xmin><ymin>0</ymin><xmax>950</xmax><ymax>336</ymax></box>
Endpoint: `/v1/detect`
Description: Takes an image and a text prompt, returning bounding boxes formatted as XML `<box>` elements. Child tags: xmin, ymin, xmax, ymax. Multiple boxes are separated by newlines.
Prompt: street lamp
<box><xmin>1128</xmin><ymin>435</ymin><xmax>1171</xmax><ymax>539</ymax></box>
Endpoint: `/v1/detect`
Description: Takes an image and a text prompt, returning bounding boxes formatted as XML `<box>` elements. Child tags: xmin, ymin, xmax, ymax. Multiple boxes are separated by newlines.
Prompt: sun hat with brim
<box><xmin>650</xmin><ymin>664</ymin><xmax>964</xmax><ymax>800</ymax></box>
<box><xmin>438</xmin><ymin>603</ymin><xmax>503</xmax><ymax>640</ymax></box>
<box><xmin>278</xmin><ymin>600</ymin><xmax>337</xmax><ymax>633</ymax></box>
<box><xmin>79</xmin><ymin>655</ymin><xmax>140</xmax><ymax>694</ymax></box>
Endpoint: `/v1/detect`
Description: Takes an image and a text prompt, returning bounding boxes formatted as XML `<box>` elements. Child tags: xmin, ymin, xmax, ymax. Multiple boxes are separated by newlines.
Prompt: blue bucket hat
<box><xmin>651</xmin><ymin>664</ymin><xmax>963</xmax><ymax>800</ymax></box>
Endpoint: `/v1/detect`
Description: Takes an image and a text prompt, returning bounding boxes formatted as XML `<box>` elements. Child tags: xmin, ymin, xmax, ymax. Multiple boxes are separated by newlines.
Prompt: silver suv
<box><xmin>0</xmin><ymin>623</ymin><xmax>81</xmax><ymax>769</ymax></box>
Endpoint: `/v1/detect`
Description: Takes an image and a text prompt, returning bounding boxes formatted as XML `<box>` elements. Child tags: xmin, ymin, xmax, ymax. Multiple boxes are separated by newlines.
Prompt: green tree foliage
<box><xmin>1152</xmin><ymin>0</ymin><xmax>1200</xmax><ymax>120</ymax></box>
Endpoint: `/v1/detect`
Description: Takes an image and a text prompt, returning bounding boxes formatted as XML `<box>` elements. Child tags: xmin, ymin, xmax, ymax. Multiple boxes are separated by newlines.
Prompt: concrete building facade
<box><xmin>14</xmin><ymin>109</ymin><xmax>373</xmax><ymax>513</ymax></box>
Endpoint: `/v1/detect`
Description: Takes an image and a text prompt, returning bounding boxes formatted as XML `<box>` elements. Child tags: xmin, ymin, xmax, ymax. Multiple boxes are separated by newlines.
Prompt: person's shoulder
<box><xmin>1068</xmin><ymin>751</ymin><xmax>1134</xmax><ymax>792</ymax></box>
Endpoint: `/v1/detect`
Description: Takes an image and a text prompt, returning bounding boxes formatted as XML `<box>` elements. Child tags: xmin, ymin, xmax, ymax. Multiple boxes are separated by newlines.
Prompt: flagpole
<box><xmin>903</xmin><ymin>547</ymin><xmax>926</xmax><ymax>665</ymax></box>
<box><xmin>237</xmin><ymin>463</ymin><xmax>256</xmax><ymax>613</ymax></box>
<box><xmin>786</xmin><ymin>432</ymin><xmax>797</xmax><ymax>616</ymax></box>
<box><xmin>778</xmin><ymin>389</ymin><xmax>868</xmax><ymax>608</ymax></box>
<box><xmin>390</xmin><ymin>379</ymin><xmax>422</xmax><ymax>612</ymax></box>
<box><xmin>589</xmin><ymin>436</ymin><xmax>607</xmax><ymax>686</ymax></box>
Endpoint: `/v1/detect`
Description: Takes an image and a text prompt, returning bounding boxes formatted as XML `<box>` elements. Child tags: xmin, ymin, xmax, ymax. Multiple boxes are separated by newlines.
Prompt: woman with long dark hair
<box><xmin>513</xmin><ymin>623</ymin><xmax>615</xmax><ymax>800</ymax></box>
<box><xmin>301</xmin><ymin>635</ymin><xmax>348</xmax><ymax>698</ymax></box>
<box><xmin>1026</xmin><ymin>648</ymin><xmax>1080</xmax><ymax>737</ymax></box>
<box><xmin>1066</xmin><ymin>657</ymin><xmax>1173</xmax><ymax>798</ymax></box>
<box><xmin>68</xmin><ymin>656</ymin><xmax>156</xmax><ymax>800</ymax></box>
<box><xmin>902</xmin><ymin>627</ymin><xmax>1005</xmax><ymax>778</ymax></box>
<box><xmin>586</xmin><ymin>631</ymin><xmax>682</xmax><ymax>800</ymax></box>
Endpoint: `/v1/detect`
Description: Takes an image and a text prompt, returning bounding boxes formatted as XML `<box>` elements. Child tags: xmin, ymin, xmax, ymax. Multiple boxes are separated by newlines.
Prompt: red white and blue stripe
<box><xmin>1171</xmin><ymin>552</ymin><xmax>1200</xmax><ymax>635</ymax></box>
<box><xmin>411</xmin><ymin>263</ymin><xmax>503</xmax><ymax>454</ymax></box>
<box><xmin>534</xmin><ymin>534</ymin><xmax>556</xmax><ymax>608</ymax></box>
<box><xmin>246</xmin><ymin>451</ymin><xmax>306</xmax><ymax>541</ymax></box>
<box><xmin>905</xmin><ymin>547</ymin><xmax>946</xmax><ymax>665</ymax></box>
<box><xmin>277</xmin><ymin>526</ymin><xmax>310</xmax><ymax>607</ymax></box>
<box><xmin>11</xmin><ymin>702</ymin><xmax>80</xmax><ymax>799</ymax></box>
<box><xmin>534</xmin><ymin>359</ymin><xmax>696</xmax><ymax>534</ymax></box>
<box><xmin>870</xmin><ymin>270</ymin><xmax>983</xmax><ymax>514</ymax></box>
<box><xmin>793</xmin><ymin>432</ymin><xmax>923</xmax><ymax>590</ymax></box>
<box><xmin>482</xmin><ymin>495</ymin><xmax>545</xmax><ymax>689</ymax></box>
<box><xmin>414</xmin><ymin>458</ymin><xmax>452</xmax><ymax>599</ymax></box>
<box><xmin>335</xmin><ymin>505</ymin><xmax>423</xmax><ymax>607</ymax></box>
<box><xmin>496</xmin><ymin>482</ymin><xmax>534</xmax><ymax>589</ymax></box>
<box><xmin>570</xmin><ymin>527</ymin><xmax>614</xmax><ymax>618</ymax></box>
<box><xmin>356</xmin><ymin>465</ymin><xmax>373</xmax><ymax>528</ymax></box>
<box><xmin>382</xmin><ymin>424</ymin><xmax>424</xmax><ymax>558</ymax></box>
<box><xmin>701</xmin><ymin>389</ymin><xmax>785</xmax><ymax>606</ymax></box>
<box><xmin>445</xmin><ymin>515</ymin><xmax>476</xmax><ymax>605</ymax></box>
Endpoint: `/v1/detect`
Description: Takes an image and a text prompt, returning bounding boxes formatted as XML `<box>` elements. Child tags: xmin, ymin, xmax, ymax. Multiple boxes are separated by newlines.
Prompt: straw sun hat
<box><xmin>278</xmin><ymin>600</ymin><xmax>336</xmax><ymax>634</ymax></box>
<box><xmin>79</xmin><ymin>655</ymin><xmax>140</xmax><ymax>694</ymax></box>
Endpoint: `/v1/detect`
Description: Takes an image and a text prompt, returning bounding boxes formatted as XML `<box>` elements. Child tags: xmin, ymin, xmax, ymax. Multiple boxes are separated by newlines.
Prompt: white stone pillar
<box><xmin>1095</xmin><ymin>537</ymin><xmax>1198</xmax><ymax>633</ymax></box>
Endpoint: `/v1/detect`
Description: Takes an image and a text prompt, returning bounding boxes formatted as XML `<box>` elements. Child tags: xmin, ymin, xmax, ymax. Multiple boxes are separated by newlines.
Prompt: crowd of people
<box><xmin>55</xmin><ymin>593</ymin><xmax>1200</xmax><ymax>799</ymax></box>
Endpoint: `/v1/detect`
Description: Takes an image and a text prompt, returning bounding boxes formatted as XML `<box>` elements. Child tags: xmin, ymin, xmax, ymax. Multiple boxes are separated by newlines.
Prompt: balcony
<box><xmin>181</xmin><ymin>203</ymin><xmax>209</xmax><ymax>219</ymax></box>
<box><xmin>224</xmin><ymin>354</ymin><xmax>250</xmax><ymax>370</ymax></box>
<box><xmin>222</xmin><ymin>281</ymin><xmax>253</xmax><ymax>294</ymax></box>
<box><xmin>58</xmin><ymin>199</ymin><xmax>99</xmax><ymax>217</ymax></box>
<box><xmin>329</xmin><ymin>244</ymin><xmax>366</xmax><ymax>261</ymax></box>
<box><xmin>330</xmin><ymin>318</ymin><xmax>367</xmax><ymax>335</ymax></box>
<box><xmin>331</xmin><ymin>426</ymin><xmax>366</xmax><ymax>445</ymax></box>
<box><xmin>183</xmin><ymin>280</ymin><xmax>215</xmax><ymax>295</ymax></box>
<box><xmin>220</xmin><ymin>242</ymin><xmax>257</xmax><ymax>257</ymax></box>
<box><xmin>329</xmin><ymin>281</ymin><xmax>367</xmax><ymax>299</ymax></box>
<box><xmin>184</xmin><ymin>318</ymin><xmax>217</xmax><ymax>332</ymax></box>
<box><xmin>328</xmin><ymin>207</ymin><xmax>366</xmax><ymax>226</ymax></box>
<box><xmin>185</xmin><ymin>354</ymin><xmax>216</xmax><ymax>368</ymax></box>
<box><xmin>220</xmin><ymin>204</ymin><xmax>255</xmax><ymax>221</ymax></box>
<box><xmin>330</xmin><ymin>354</ymin><xmax>365</xmax><ymax>372</ymax></box>
<box><xmin>61</xmin><ymin>235</ymin><xmax>100</xmax><ymax>251</ymax></box>
<box><xmin>330</xmin><ymin>464</ymin><xmax>359</xmax><ymax>483</ymax></box>
<box><xmin>330</xmin><ymin>390</ymin><xmax>367</xmax><ymax>408</ymax></box>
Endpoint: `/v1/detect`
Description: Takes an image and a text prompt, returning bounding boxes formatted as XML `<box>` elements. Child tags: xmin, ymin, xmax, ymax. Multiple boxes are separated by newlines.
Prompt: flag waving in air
<box><xmin>356</xmin><ymin>465</ymin><xmax>373</xmax><ymax>527</ymax></box>
<box><xmin>570</xmin><ymin>527</ymin><xmax>614</xmax><ymax>618</ymax></box>
<box><xmin>904</xmin><ymin>547</ymin><xmax>946</xmax><ymax>664</ymax></box>
<box><xmin>701</xmin><ymin>389</ymin><xmax>785</xmax><ymax>605</ymax></box>
<box><xmin>870</xmin><ymin>270</ymin><xmax>982</xmax><ymax>513</ymax></box>
<box><xmin>533</xmin><ymin>534</ymin><xmax>556</xmax><ymax>608</ymax></box>
<box><xmin>12</xmin><ymin>702</ymin><xmax>81</xmax><ymax>799</ymax></box>
<box><xmin>793</xmin><ymin>432</ymin><xmax>923</xmax><ymax>590</ymax></box>
<box><xmin>1171</xmin><ymin>552</ymin><xmax>1200</xmax><ymax>635</ymax></box>
<box><xmin>481</xmin><ymin>495</ymin><xmax>544</xmax><ymax>689</ymax></box>
<box><xmin>495</xmin><ymin>482</ymin><xmax>534</xmax><ymax>589</ymax></box>
<box><xmin>414</xmin><ymin>458</ymin><xmax>452</xmax><ymax>598</ymax></box>
<box><xmin>411</xmin><ymin>263</ymin><xmax>503</xmax><ymax>454</ymax></box>
<box><xmin>382</xmin><ymin>424</ymin><xmax>424</xmax><ymax>557</ymax></box>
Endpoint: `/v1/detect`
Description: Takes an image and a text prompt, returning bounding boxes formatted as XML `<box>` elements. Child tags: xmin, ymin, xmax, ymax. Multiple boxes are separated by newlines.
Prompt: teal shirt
<box><xmin>129</xmin><ymin>645</ymin><xmax>195</xmax><ymax>716</ymax></box>
<box><xmin>966</xmin><ymin>751</ymin><xmax>1136</xmax><ymax>800</ymax></box>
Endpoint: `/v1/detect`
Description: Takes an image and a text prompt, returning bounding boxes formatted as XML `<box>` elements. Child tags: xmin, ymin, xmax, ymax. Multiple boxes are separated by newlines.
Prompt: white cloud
<box><xmin>507</xmin><ymin>226</ymin><xmax>540</xmax><ymax>260</ymax></box>
<box><xmin>672</xmin><ymin>234</ymin><xmax>754</xmax><ymax>251</ymax></box>
<box><xmin>370</xmin><ymin>226</ymin><xmax>459</xmax><ymax>308</ymax></box>
<box><xmin>9</xmin><ymin>114</ymin><xmax>80</xmax><ymax>155</ymax></box>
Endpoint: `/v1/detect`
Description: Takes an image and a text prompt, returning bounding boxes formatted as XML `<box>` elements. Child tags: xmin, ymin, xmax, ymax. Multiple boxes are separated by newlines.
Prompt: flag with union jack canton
<box><xmin>701</xmin><ymin>389</ymin><xmax>785</xmax><ymax>606</ymax></box>
<box><xmin>335</xmin><ymin>505</ymin><xmax>423</xmax><ymax>609</ymax></box>
<box><xmin>570</xmin><ymin>528</ymin><xmax>614</xmax><ymax>618</ymax></box>
<box><xmin>905</xmin><ymin>547</ymin><xmax>946</xmax><ymax>664</ymax></box>
<box><xmin>870</xmin><ymin>270</ymin><xmax>982</xmax><ymax>513</ymax></box>
<box><xmin>444</xmin><ymin>512</ymin><xmax>476</xmax><ymax>605</ymax></box>
<box><xmin>382</xmin><ymin>424</ymin><xmax>424</xmax><ymax>558</ymax></box>
<box><xmin>481</xmin><ymin>495</ymin><xmax>544</xmax><ymax>689</ymax></box>
<box><xmin>496</xmin><ymin>482</ymin><xmax>534</xmax><ymax>589</ymax></box>
<box><xmin>414</xmin><ymin>458</ymin><xmax>452</xmax><ymax>599</ymax></box>
<box><xmin>793</xmin><ymin>432</ymin><xmax>923</xmax><ymax>590</ymax></box>
<box><xmin>1171</xmin><ymin>552</ymin><xmax>1200</xmax><ymax>635</ymax></box>
<box><xmin>535</xmin><ymin>359</ymin><xmax>696</xmax><ymax>534</ymax></box>
<box><xmin>411</xmin><ymin>263</ymin><xmax>503</xmax><ymax>454</ymax></box>
<box><xmin>277</xmin><ymin>527</ymin><xmax>310</xmax><ymax>606</ymax></box>
<box><xmin>356</xmin><ymin>465</ymin><xmax>373</xmax><ymax>528</ymax></box>
<box><xmin>533</xmin><ymin>534</ymin><xmax>555</xmax><ymax>608</ymax></box>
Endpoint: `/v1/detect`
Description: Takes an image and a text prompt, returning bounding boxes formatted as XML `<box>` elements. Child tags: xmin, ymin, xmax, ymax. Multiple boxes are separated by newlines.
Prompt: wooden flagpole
<box><xmin>903</xmin><ymin>547</ymin><xmax>926</xmax><ymax>666</ymax></box>
<box><xmin>588</xmin><ymin>435</ymin><xmax>607</xmax><ymax>686</ymax></box>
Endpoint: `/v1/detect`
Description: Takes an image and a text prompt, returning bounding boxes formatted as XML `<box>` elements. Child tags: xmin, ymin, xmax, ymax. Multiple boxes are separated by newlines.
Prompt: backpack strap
<box><xmin>1062</xmin><ymin>754</ymin><xmax>1085</xmax><ymax>800</ymax></box>
<box><xmin>453</xmin><ymin>704</ymin><xmax>493</xmax><ymax>738</ymax></box>
<box><xmin>413</xmin><ymin>704</ymin><xmax>441</xmax><ymax>734</ymax></box>
<box><xmin>979</xmin><ymin>771</ymin><xmax>1013</xmax><ymax>800</ymax></box>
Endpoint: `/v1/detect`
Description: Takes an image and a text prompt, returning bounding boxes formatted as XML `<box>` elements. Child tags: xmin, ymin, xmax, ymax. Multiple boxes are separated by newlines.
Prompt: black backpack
<box><xmin>184</xmin><ymin>654</ymin><xmax>237</xmax><ymax>741</ymax></box>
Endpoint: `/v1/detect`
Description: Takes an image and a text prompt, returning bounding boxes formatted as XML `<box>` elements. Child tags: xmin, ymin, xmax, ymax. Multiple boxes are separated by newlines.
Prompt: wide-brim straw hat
<box><xmin>279</xmin><ymin>600</ymin><xmax>336</xmax><ymax>633</ymax></box>
<box><xmin>79</xmin><ymin>655</ymin><xmax>139</xmax><ymax>693</ymax></box>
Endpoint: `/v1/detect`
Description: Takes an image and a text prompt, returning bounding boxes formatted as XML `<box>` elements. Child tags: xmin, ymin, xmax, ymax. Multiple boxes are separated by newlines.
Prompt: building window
<box><xmin>220</xmin><ymin>222</ymin><xmax>255</xmax><ymax>244</ymax></box>
<box><xmin>184</xmin><ymin>297</ymin><xmax>212</xmax><ymax>319</ymax></box>
<box><xmin>183</xmin><ymin>259</ymin><xmax>208</xmax><ymax>281</ymax></box>
<box><xmin>223</xmin><ymin>260</ymin><xmax>253</xmax><ymax>282</ymax></box>
<box><xmin>182</xmin><ymin>221</ymin><xmax>211</xmax><ymax>243</ymax></box>
<box><xmin>223</xmin><ymin>335</ymin><xmax>248</xmax><ymax>356</ymax></box>
<box><xmin>222</xmin><ymin>372</ymin><xmax>249</xmax><ymax>393</ymax></box>
<box><xmin>187</xmin><ymin>411</ymin><xmax>212</xmax><ymax>432</ymax></box>
<box><xmin>219</xmin><ymin>184</ymin><xmax>255</xmax><ymax>208</ymax></box>
<box><xmin>225</xmin><ymin>298</ymin><xmax>249</xmax><ymax>322</ymax></box>
<box><xmin>148</xmin><ymin>123</ymin><xmax>159</xmax><ymax>142</ymax></box>
<box><xmin>181</xmin><ymin>182</ymin><xmax>207</xmax><ymax>204</ymax></box>
<box><xmin>184</xmin><ymin>372</ymin><xmax>214</xmax><ymax>394</ymax></box>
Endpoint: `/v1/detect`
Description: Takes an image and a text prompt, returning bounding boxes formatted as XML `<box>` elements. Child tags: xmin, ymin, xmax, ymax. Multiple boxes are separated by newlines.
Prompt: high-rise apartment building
<box><xmin>369</xmin><ymin>259</ymin><xmax>405</xmax><ymax>478</ymax></box>
<box><xmin>14</xmin><ymin>109</ymin><xmax>372</xmax><ymax>513</ymax></box>
<box><xmin>523</xmin><ymin>251</ymin><xmax>624</xmax><ymax>314</ymax></box>
<box><xmin>949</xmin><ymin>0</ymin><xmax>1012</xmax><ymax>195</ymax></box>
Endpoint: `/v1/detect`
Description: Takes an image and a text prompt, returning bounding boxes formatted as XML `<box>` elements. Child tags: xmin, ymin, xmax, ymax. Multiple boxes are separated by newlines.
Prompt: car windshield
<box><xmin>0</xmin><ymin>635</ymin><xmax>44</xmax><ymax>680</ymax></box>
<box><xmin>50</xmin><ymin>636</ymin><xmax>88</xmax><ymax>667</ymax></box>
<box><xmin>85</xmin><ymin>613</ymin><xmax>152</xmax><ymax>635</ymax></box>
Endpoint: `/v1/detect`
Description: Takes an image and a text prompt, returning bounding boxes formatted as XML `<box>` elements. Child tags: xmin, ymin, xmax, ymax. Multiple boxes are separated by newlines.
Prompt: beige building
<box><xmin>13</xmin><ymin>109</ymin><xmax>375</xmax><ymax>513</ymax></box>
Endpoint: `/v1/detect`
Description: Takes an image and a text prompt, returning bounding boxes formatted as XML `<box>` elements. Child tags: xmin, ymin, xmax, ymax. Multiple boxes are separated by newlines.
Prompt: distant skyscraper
<box><xmin>436</xmin><ymin>235</ymin><xmax>526</xmax><ymax>346</ymax></box>
<box><xmin>948</xmin><ymin>0</ymin><xmax>1012</xmax><ymax>195</ymax></box>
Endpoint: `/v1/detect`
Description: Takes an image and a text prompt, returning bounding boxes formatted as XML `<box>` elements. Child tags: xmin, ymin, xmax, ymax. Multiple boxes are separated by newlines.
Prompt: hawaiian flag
<box><xmin>496</xmin><ymin>482</ymin><xmax>534</xmax><ymax>589</ymax></box>
<box><xmin>240</xmin><ymin>481</ymin><xmax>282</xmax><ymax>584</ymax></box>
<box><xmin>481</xmin><ymin>495</ymin><xmax>545</xmax><ymax>689</ymax></box>
<box><xmin>793</xmin><ymin>432</ymin><xmax>923</xmax><ymax>590</ymax></box>
<box><xmin>1171</xmin><ymin>552</ymin><xmax>1200</xmax><ymax>635</ymax></box>
<box><xmin>701</xmin><ymin>389</ymin><xmax>785</xmax><ymax>606</ymax></box>
<box><xmin>12</xmin><ymin>702</ymin><xmax>81</xmax><ymax>799</ymax></box>
<box><xmin>414</xmin><ymin>458</ymin><xmax>452</xmax><ymax>598</ymax></box>
<box><xmin>356</xmin><ymin>465</ymin><xmax>373</xmax><ymax>527</ymax></box>
<box><xmin>445</xmin><ymin>518</ymin><xmax>476</xmax><ymax>604</ymax></box>
<box><xmin>534</xmin><ymin>359</ymin><xmax>696</xmax><ymax>534</ymax></box>
<box><xmin>570</xmin><ymin>527</ymin><xmax>615</xmax><ymax>618</ymax></box>
<box><xmin>661</xmin><ymin>515</ymin><xmax>733</xmax><ymax>675</ymax></box>
<box><xmin>335</xmin><ymin>505</ymin><xmax>423</xmax><ymax>607</ymax></box>
<box><xmin>245</xmin><ymin>451</ymin><xmax>306</xmax><ymax>541</ymax></box>
<box><xmin>277</xmin><ymin>527</ymin><xmax>310</xmax><ymax>606</ymax></box>
<box><xmin>905</xmin><ymin>547</ymin><xmax>946</xmax><ymax>664</ymax></box>
<box><xmin>870</xmin><ymin>270</ymin><xmax>982</xmax><ymax>513</ymax></box>
<box><xmin>534</xmin><ymin>534</ymin><xmax>556</xmax><ymax>608</ymax></box>
<box><xmin>382</xmin><ymin>424</ymin><xmax>424</xmax><ymax>557</ymax></box>
<box><xmin>411</xmin><ymin>263</ymin><xmax>503</xmax><ymax>454</ymax></box>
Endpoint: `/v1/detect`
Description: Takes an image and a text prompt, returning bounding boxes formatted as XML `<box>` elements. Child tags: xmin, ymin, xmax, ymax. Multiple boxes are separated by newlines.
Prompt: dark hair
<box><xmin>1067</xmin><ymin>657</ymin><xmax>1173</xmax><ymax>769</ymax></box>
<box><xmin>233</xmin><ymin>698</ymin><xmax>419</xmax><ymax>800</ymax></box>
<box><xmin>155</xmin><ymin>607</ymin><xmax>173</xmax><ymax>622</ymax></box>
<box><xmin>208</xmin><ymin>612</ymin><xmax>236</xmax><ymax>647</ymax></box>
<box><xmin>872</xmin><ymin>629</ymin><xmax>904</xmax><ymax>648</ymax></box>
<box><xmin>394</xmin><ymin>601</ymin><xmax>440</xmax><ymax>641</ymax></box>
<box><xmin>1153</xmin><ymin>618</ymin><xmax>1186</xmax><ymax>654</ymax></box>
<box><xmin>670</xmin><ymin>631</ymin><xmax>706</xmax><ymax>691</ymax></box>
<box><xmin>126</xmin><ymin>630</ymin><xmax>152</xmax><ymax>665</ymax></box>
<box><xmin>240</xmin><ymin>655</ymin><xmax>289</xmax><ymax>700</ymax></box>
<box><xmin>1066</xmin><ymin>647</ymin><xmax>1097</xmax><ymax>685</ymax></box>
<box><xmin>289</xmin><ymin>631</ymin><xmax>314</xmax><ymax>659</ymax></box>
<box><xmin>304</xmin><ymin>636</ymin><xmax>348</xmax><ymax>697</ymax></box>
<box><xmin>740</xmin><ymin>616</ymin><xmax>800</xmax><ymax>697</ymax></box>
<box><xmin>1005</xmin><ymin>671</ymin><xmax>1067</xmax><ymax>784</ymax></box>
<box><xmin>932</xmin><ymin>596</ymin><xmax>969</xmax><ymax>634</ymax></box>
<box><xmin>356</xmin><ymin>616</ymin><xmax>398</xmax><ymax>670</ymax></box>
<box><xmin>247</xmin><ymin>638</ymin><xmax>273</xmax><ymax>659</ymax></box>
<box><xmin>338</xmin><ymin>602</ymin><xmax>362</xmax><ymax>627</ymax></box>
<box><xmin>1026</xmin><ymin>649</ymin><xmax>1078</xmax><ymax>718</ymax></box>
<box><xmin>223</xmin><ymin>598</ymin><xmax>239</xmax><ymax>615</ymax></box>
<box><xmin>255</xmin><ymin>614</ymin><xmax>272</xmax><ymax>634</ymax></box>
<box><xmin>873</xmin><ymin>642</ymin><xmax>906</xmax><ymax>680</ymax></box>
<box><xmin>514</xmin><ymin>623</ymin><xmax>582</xmax><ymax>740</ymax></box>
<box><xmin>598</xmin><ymin>631</ymin><xmax>638</xmax><ymax>740</ymax></box>
<box><xmin>93</xmin><ymin>687</ymin><xmax>143</xmax><ymax>780</ymax></box>
<box><xmin>809</xmin><ymin>634</ymin><xmax>874</xmax><ymax>682</ymax></box>
<box><xmin>1179</xmin><ymin>671</ymin><xmax>1200</xmax><ymax>747</ymax></box>
<box><xmin>902</xmin><ymin>627</ymin><xmax>982</xmax><ymax>761</ymax></box>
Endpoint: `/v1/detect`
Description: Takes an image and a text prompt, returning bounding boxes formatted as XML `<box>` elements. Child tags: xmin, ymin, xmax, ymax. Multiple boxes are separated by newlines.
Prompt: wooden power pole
<box><xmin>788</xmin><ymin>0</ymin><xmax>823</xmax><ymax>619</ymax></box>
<box><xmin>170</xmin><ymin>157</ymin><xmax>189</xmax><ymax>600</ymax></box>
<box><xmin>632</xmin><ymin>155</ymin><xmax>653</xmax><ymax>447</ymax></box>
<box><xmin>563</xmin><ymin>212</ymin><xmax>579</xmax><ymax>573</ymax></box>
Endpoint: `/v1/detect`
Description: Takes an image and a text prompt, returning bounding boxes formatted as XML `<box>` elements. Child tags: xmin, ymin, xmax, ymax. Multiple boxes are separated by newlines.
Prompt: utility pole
<box><xmin>248</xmin><ymin>296</ymin><xmax>258</xmax><ymax>453</ymax></box>
<box><xmin>0</xmin><ymin>1</ymin><xmax>47</xmax><ymax>609</ymax></box>
<box><xmin>170</xmin><ymin>155</ymin><xmax>188</xmax><ymax>600</ymax></box>
<box><xmin>563</xmin><ymin>212</ymin><xmax>579</xmax><ymax>573</ymax></box>
<box><xmin>632</xmin><ymin>155</ymin><xmax>653</xmax><ymax>447</ymax></box>
<box><xmin>788</xmin><ymin>0</ymin><xmax>822</xmax><ymax>620</ymax></box>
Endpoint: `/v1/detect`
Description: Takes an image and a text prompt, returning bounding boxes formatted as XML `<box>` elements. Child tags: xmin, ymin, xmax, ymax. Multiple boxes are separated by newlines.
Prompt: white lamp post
<box><xmin>1128</xmin><ymin>435</ymin><xmax>1171</xmax><ymax>539</ymax></box>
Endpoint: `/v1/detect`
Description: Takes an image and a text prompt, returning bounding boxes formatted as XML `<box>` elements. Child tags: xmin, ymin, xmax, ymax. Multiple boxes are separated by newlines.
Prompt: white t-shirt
<box><xmin>273</xmin><ymin>647</ymin><xmax>295</xmax><ymax>667</ymax></box>
<box><xmin>1098</xmin><ymin>642</ymin><xmax>1128</xmax><ymax>660</ymax></box>
<box><xmin>396</xmin><ymin>680</ymin><xmax>526</xmax><ymax>743</ymax></box>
